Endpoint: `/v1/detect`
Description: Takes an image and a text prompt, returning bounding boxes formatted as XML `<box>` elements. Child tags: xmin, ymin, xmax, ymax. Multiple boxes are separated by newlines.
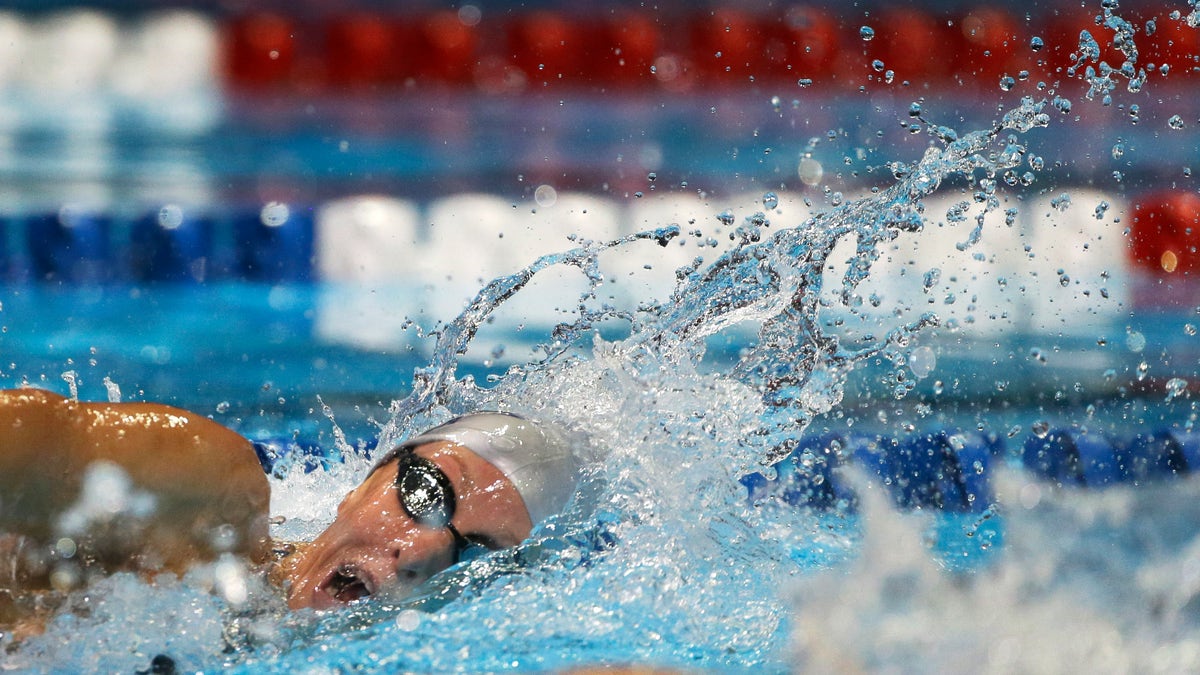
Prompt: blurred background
<box><xmin>0</xmin><ymin>1</ymin><xmax>1193</xmax><ymax>274</ymax></box>
<box><xmin>0</xmin><ymin>0</ymin><xmax>1196</xmax><ymax>415</ymax></box>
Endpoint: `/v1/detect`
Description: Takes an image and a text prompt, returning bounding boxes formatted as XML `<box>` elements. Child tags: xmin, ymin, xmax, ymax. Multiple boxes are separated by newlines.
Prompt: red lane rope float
<box><xmin>591</xmin><ymin>10</ymin><xmax>661</xmax><ymax>88</ymax></box>
<box><xmin>223</xmin><ymin>12</ymin><xmax>297</xmax><ymax>89</ymax></box>
<box><xmin>857</xmin><ymin>7</ymin><xmax>954</xmax><ymax>89</ymax></box>
<box><xmin>324</xmin><ymin>12</ymin><xmax>399</xmax><ymax>89</ymax></box>
<box><xmin>219</xmin><ymin>6</ymin><xmax>1198</xmax><ymax>94</ymax></box>
<box><xmin>1129</xmin><ymin>190</ymin><xmax>1200</xmax><ymax>276</ymax></box>
<box><xmin>508</xmin><ymin>10</ymin><xmax>581</xmax><ymax>88</ymax></box>
<box><xmin>953</xmin><ymin>7</ymin><xmax>1026</xmax><ymax>84</ymax></box>
<box><xmin>410</xmin><ymin>10</ymin><xmax>480</xmax><ymax>87</ymax></box>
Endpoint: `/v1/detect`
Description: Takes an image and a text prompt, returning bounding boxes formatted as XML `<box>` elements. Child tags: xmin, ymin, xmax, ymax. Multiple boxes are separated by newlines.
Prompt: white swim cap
<box><xmin>376</xmin><ymin>412</ymin><xmax>577</xmax><ymax>527</ymax></box>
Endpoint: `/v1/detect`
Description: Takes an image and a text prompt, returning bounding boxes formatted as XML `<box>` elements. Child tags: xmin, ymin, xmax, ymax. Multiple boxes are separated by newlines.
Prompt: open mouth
<box><xmin>322</xmin><ymin>564</ymin><xmax>375</xmax><ymax>604</ymax></box>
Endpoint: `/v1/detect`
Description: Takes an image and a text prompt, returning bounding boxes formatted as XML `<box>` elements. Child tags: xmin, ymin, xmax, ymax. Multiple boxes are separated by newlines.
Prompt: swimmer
<box><xmin>0</xmin><ymin>388</ymin><xmax>576</xmax><ymax>639</ymax></box>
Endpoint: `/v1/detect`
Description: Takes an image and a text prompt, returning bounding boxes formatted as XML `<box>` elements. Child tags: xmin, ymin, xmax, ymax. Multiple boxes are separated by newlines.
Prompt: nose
<box><xmin>283</xmin><ymin>513</ymin><xmax>457</xmax><ymax>609</ymax></box>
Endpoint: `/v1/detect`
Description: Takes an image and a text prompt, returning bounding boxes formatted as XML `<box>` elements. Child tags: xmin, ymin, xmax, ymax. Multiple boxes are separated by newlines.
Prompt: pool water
<box><xmin>5</xmin><ymin>2</ymin><xmax>1200</xmax><ymax>673</ymax></box>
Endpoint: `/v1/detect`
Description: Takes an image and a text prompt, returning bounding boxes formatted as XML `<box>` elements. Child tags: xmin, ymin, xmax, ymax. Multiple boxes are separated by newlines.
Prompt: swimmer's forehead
<box><xmin>371</xmin><ymin>439</ymin><xmax>476</xmax><ymax>478</ymax></box>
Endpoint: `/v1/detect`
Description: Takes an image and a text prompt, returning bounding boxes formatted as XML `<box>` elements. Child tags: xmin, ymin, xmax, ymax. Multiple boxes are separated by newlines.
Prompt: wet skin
<box><xmin>0</xmin><ymin>388</ymin><xmax>271</xmax><ymax>573</ymax></box>
<box><xmin>281</xmin><ymin>440</ymin><xmax>533</xmax><ymax>610</ymax></box>
<box><xmin>0</xmin><ymin>387</ymin><xmax>534</xmax><ymax>634</ymax></box>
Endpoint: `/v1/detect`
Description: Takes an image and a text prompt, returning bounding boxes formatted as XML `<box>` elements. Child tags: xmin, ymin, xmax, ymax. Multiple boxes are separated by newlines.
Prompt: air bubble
<box><xmin>860</xmin><ymin>26</ymin><xmax>875</xmax><ymax>41</ymax></box>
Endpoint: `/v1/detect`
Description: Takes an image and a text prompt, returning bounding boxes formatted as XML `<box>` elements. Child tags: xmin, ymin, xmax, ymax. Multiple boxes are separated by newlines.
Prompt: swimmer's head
<box><xmin>283</xmin><ymin>413</ymin><xmax>576</xmax><ymax>610</ymax></box>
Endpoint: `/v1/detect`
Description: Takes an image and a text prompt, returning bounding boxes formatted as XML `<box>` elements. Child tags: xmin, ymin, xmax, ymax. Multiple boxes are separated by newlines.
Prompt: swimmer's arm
<box><xmin>0</xmin><ymin>388</ymin><xmax>271</xmax><ymax>568</ymax></box>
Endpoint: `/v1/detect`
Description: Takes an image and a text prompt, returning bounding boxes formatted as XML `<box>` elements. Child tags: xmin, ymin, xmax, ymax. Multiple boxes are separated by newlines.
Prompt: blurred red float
<box><xmin>324</xmin><ymin>12</ymin><xmax>399</xmax><ymax>89</ymax></box>
<box><xmin>1129</xmin><ymin>190</ymin><xmax>1200</xmax><ymax>276</ymax></box>
<box><xmin>587</xmin><ymin>11</ymin><xmax>660</xmax><ymax>87</ymax></box>
<box><xmin>414</xmin><ymin>10</ymin><xmax>479</xmax><ymax>85</ymax></box>
<box><xmin>953</xmin><ymin>7</ymin><xmax>1024</xmax><ymax>85</ymax></box>
<box><xmin>690</xmin><ymin>8</ymin><xmax>767</xmax><ymax>85</ymax></box>
<box><xmin>762</xmin><ymin>6</ymin><xmax>840</xmax><ymax>82</ymax></box>
<box><xmin>861</xmin><ymin>8</ymin><xmax>954</xmax><ymax>88</ymax></box>
<box><xmin>222</xmin><ymin>12</ymin><xmax>297</xmax><ymax>89</ymax></box>
<box><xmin>508</xmin><ymin>11</ymin><xmax>582</xmax><ymax>88</ymax></box>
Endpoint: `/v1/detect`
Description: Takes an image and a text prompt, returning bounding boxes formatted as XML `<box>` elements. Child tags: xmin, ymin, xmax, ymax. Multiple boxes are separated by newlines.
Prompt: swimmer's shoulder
<box><xmin>0</xmin><ymin>387</ymin><xmax>271</xmax><ymax>564</ymax></box>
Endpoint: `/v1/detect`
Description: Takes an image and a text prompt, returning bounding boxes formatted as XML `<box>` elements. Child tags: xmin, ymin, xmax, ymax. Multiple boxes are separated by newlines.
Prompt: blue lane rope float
<box><xmin>254</xmin><ymin>427</ymin><xmax>1200</xmax><ymax>513</ymax></box>
<box><xmin>5</xmin><ymin>205</ymin><xmax>319</xmax><ymax>284</ymax></box>
<box><xmin>129</xmin><ymin>206</ymin><xmax>215</xmax><ymax>283</ymax></box>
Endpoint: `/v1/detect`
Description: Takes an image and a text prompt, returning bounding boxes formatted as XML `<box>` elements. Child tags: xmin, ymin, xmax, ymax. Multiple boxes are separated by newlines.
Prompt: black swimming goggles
<box><xmin>393</xmin><ymin>449</ymin><xmax>472</xmax><ymax>563</ymax></box>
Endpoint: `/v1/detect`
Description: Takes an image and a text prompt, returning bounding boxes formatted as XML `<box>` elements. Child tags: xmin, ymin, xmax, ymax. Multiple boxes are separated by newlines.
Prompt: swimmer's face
<box><xmin>282</xmin><ymin>441</ymin><xmax>533</xmax><ymax>610</ymax></box>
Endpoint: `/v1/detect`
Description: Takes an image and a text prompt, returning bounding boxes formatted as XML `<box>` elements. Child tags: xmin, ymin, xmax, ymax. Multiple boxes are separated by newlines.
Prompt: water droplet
<box><xmin>872</xmin><ymin>59</ymin><xmax>885</xmax><ymax>72</ymax></box>
<box><xmin>860</xmin><ymin>26</ymin><xmax>875</xmax><ymax>41</ymax></box>
<box><xmin>999</xmin><ymin>75</ymin><xmax>1016</xmax><ymax>91</ymax></box>
<box><xmin>1168</xmin><ymin>114</ymin><xmax>1185</xmax><ymax>130</ymax></box>
<box><xmin>61</xmin><ymin>370</ymin><xmax>79</xmax><ymax>400</ymax></box>
<box><xmin>216</xmin><ymin>401</ymin><xmax>230</xmax><ymax>413</ymax></box>
<box><xmin>1137</xmin><ymin>362</ymin><xmax>1150</xmax><ymax>381</ymax></box>
<box><xmin>1030</xmin><ymin>36</ymin><xmax>1044</xmax><ymax>51</ymax></box>
<box><xmin>260</xmin><ymin>201</ymin><xmax>290</xmax><ymax>227</ymax></box>
<box><xmin>647</xmin><ymin>172</ymin><xmax>657</xmax><ymax>182</ymax></box>
<box><xmin>1165</xmin><ymin>377</ymin><xmax>1188</xmax><ymax>401</ymax></box>
<box><xmin>1031</xmin><ymin>421</ymin><xmax>1050</xmax><ymax>438</ymax></box>
<box><xmin>716</xmin><ymin>209</ymin><xmax>735</xmax><ymax>226</ymax></box>
<box><xmin>102</xmin><ymin>377</ymin><xmax>122</xmax><ymax>403</ymax></box>
<box><xmin>534</xmin><ymin>184</ymin><xmax>558</xmax><ymax>207</ymax></box>
<box><xmin>762</xmin><ymin>191</ymin><xmax>779</xmax><ymax>210</ymax></box>
<box><xmin>922</xmin><ymin>268</ymin><xmax>941</xmax><ymax>291</ymax></box>
<box><xmin>1185</xmin><ymin>323</ymin><xmax>1197</xmax><ymax>336</ymax></box>
<box><xmin>797</xmin><ymin>156</ymin><xmax>823</xmax><ymax>186</ymax></box>
<box><xmin>1127</xmin><ymin>330</ymin><xmax>1146</xmax><ymax>353</ymax></box>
